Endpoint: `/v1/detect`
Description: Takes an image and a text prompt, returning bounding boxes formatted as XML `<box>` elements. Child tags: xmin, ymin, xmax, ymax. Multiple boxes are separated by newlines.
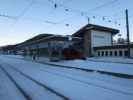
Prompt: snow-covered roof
<box><xmin>16</xmin><ymin>34</ymin><xmax>82</xmax><ymax>48</ymax></box>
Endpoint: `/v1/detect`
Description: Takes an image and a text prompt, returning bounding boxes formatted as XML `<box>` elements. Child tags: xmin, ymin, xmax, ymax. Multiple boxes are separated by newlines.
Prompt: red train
<box><xmin>62</xmin><ymin>48</ymin><xmax>86</xmax><ymax>60</ymax></box>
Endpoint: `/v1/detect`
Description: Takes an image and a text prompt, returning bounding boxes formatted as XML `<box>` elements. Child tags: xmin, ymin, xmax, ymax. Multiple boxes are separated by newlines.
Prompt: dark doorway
<box><xmin>114</xmin><ymin>51</ymin><xmax>117</xmax><ymax>56</ymax></box>
<box><xmin>119</xmin><ymin>51</ymin><xmax>122</xmax><ymax>56</ymax></box>
<box><xmin>124</xmin><ymin>50</ymin><xmax>128</xmax><ymax>56</ymax></box>
<box><xmin>110</xmin><ymin>51</ymin><xmax>112</xmax><ymax>56</ymax></box>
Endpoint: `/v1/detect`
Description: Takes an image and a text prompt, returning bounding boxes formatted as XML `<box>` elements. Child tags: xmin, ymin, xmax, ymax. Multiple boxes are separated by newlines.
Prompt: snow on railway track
<box><xmin>0</xmin><ymin>55</ymin><xmax>133</xmax><ymax>100</ymax></box>
<box><xmin>0</xmin><ymin>65</ymin><xmax>27</xmax><ymax>100</ymax></box>
<box><xmin>33</xmin><ymin>64</ymin><xmax>133</xmax><ymax>96</ymax></box>
<box><xmin>3</xmin><ymin>61</ymin><xmax>132</xmax><ymax>96</ymax></box>
<box><xmin>0</xmin><ymin>63</ymin><xmax>68</xmax><ymax>100</ymax></box>
<box><xmin>4</xmin><ymin>55</ymin><xmax>133</xmax><ymax>79</ymax></box>
<box><xmin>0</xmin><ymin>65</ymin><xmax>31</xmax><ymax>100</ymax></box>
<box><xmin>6</xmin><ymin>55</ymin><xmax>133</xmax><ymax>95</ymax></box>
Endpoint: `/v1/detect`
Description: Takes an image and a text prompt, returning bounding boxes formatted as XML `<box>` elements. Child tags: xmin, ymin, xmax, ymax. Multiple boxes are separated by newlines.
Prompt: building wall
<box><xmin>18</xmin><ymin>40</ymin><xmax>71</xmax><ymax>57</ymax></box>
<box><xmin>91</xmin><ymin>30</ymin><xmax>112</xmax><ymax>47</ymax></box>
<box><xmin>83</xmin><ymin>30</ymin><xmax>92</xmax><ymax>57</ymax></box>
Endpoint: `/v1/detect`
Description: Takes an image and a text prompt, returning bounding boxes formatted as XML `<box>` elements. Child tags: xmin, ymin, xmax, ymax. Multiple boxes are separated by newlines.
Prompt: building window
<box><xmin>98</xmin><ymin>51</ymin><xmax>100</xmax><ymax>56</ymax></box>
<box><xmin>124</xmin><ymin>50</ymin><xmax>128</xmax><ymax>56</ymax></box>
<box><xmin>114</xmin><ymin>51</ymin><xmax>117</xmax><ymax>56</ymax></box>
<box><xmin>102</xmin><ymin>51</ymin><xmax>104</xmax><ymax>56</ymax></box>
<box><xmin>105</xmin><ymin>51</ymin><xmax>108</xmax><ymax>56</ymax></box>
<box><xmin>110</xmin><ymin>51</ymin><xmax>112</xmax><ymax>56</ymax></box>
<box><xmin>119</xmin><ymin>51</ymin><xmax>122</xmax><ymax>56</ymax></box>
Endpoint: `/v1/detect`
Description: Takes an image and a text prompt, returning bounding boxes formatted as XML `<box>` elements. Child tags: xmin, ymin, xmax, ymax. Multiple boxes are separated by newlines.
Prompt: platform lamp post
<box><xmin>125</xmin><ymin>9</ymin><xmax>130</xmax><ymax>58</ymax></box>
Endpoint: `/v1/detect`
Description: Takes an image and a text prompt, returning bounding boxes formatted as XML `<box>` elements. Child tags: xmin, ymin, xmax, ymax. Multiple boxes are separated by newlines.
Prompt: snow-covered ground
<box><xmin>0</xmin><ymin>55</ymin><xmax>133</xmax><ymax>100</ymax></box>
<box><xmin>33</xmin><ymin>56</ymin><xmax>133</xmax><ymax>76</ymax></box>
<box><xmin>1</xmin><ymin>54</ymin><xmax>133</xmax><ymax>75</ymax></box>
<box><xmin>50</xmin><ymin>59</ymin><xmax>133</xmax><ymax>75</ymax></box>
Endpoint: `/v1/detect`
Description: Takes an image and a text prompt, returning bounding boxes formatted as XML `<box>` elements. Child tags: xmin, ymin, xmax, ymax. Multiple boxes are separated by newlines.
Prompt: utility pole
<box><xmin>125</xmin><ymin>9</ymin><xmax>130</xmax><ymax>58</ymax></box>
<box><xmin>87</xmin><ymin>17</ymin><xmax>90</xmax><ymax>24</ymax></box>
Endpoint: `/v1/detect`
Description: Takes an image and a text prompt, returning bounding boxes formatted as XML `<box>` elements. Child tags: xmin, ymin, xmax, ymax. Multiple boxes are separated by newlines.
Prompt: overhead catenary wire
<box><xmin>47</xmin><ymin>0</ymin><xmax>119</xmax><ymax>16</ymax></box>
<box><xmin>0</xmin><ymin>0</ymin><xmax>130</xmax><ymax>32</ymax></box>
<box><xmin>0</xmin><ymin>0</ymin><xmax>123</xmax><ymax>24</ymax></box>
<box><xmin>0</xmin><ymin>0</ymin><xmax>132</xmax><ymax>43</ymax></box>
<box><xmin>62</xmin><ymin>0</ymin><xmax>73</xmax><ymax>4</ymax></box>
<box><xmin>0</xmin><ymin>13</ymin><xmax>17</xmax><ymax>20</ymax></box>
<box><xmin>0</xmin><ymin>2</ymin><xmax>122</xmax><ymax>27</ymax></box>
<box><xmin>45</xmin><ymin>0</ymin><xmax>121</xmax><ymax>26</ymax></box>
<box><xmin>12</xmin><ymin>0</ymin><xmax>122</xmax><ymax>27</ymax></box>
<box><xmin>87</xmin><ymin>0</ymin><xmax>119</xmax><ymax>12</ymax></box>
<box><xmin>16</xmin><ymin>0</ymin><xmax>35</xmax><ymax>20</ymax></box>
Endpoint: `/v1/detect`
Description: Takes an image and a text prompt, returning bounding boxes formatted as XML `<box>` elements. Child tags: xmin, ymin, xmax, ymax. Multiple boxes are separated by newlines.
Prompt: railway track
<box><xmin>0</xmin><ymin>65</ymin><xmax>31</xmax><ymax>100</ymax></box>
<box><xmin>0</xmin><ymin>56</ymin><xmax>133</xmax><ymax>98</ymax></box>
<box><xmin>39</xmin><ymin>61</ymin><xmax>133</xmax><ymax>79</ymax></box>
<box><xmin>2</xmin><ymin>61</ymin><xmax>133</xmax><ymax>97</ymax></box>
<box><xmin>5</xmin><ymin>55</ymin><xmax>133</xmax><ymax>79</ymax></box>
<box><xmin>35</xmin><ymin>64</ymin><xmax>122</xmax><ymax>84</ymax></box>
<box><xmin>0</xmin><ymin>63</ymin><xmax>69</xmax><ymax>100</ymax></box>
<box><xmin>30</xmin><ymin>63</ymin><xmax>133</xmax><ymax>96</ymax></box>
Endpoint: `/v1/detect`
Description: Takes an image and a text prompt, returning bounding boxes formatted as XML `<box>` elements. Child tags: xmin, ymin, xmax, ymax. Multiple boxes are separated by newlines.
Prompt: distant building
<box><xmin>0</xmin><ymin>45</ymin><xmax>17</xmax><ymax>54</ymax></box>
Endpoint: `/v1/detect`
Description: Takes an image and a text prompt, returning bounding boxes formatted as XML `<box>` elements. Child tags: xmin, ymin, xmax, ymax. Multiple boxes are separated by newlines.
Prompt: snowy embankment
<box><xmin>0</xmin><ymin>55</ymin><xmax>133</xmax><ymax>100</ymax></box>
<box><xmin>2</xmin><ymin>55</ymin><xmax>133</xmax><ymax>76</ymax></box>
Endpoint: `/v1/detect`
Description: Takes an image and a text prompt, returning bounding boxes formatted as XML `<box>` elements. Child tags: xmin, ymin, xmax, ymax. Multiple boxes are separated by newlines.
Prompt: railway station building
<box><xmin>15</xmin><ymin>34</ymin><xmax>81</xmax><ymax>59</ymax></box>
<box><xmin>1</xmin><ymin>24</ymin><xmax>133</xmax><ymax>58</ymax></box>
<box><xmin>73</xmin><ymin>24</ymin><xmax>133</xmax><ymax>58</ymax></box>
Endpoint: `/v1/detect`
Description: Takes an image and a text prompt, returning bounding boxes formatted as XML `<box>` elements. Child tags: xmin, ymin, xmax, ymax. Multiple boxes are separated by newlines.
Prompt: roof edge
<box><xmin>72</xmin><ymin>24</ymin><xmax>119</xmax><ymax>36</ymax></box>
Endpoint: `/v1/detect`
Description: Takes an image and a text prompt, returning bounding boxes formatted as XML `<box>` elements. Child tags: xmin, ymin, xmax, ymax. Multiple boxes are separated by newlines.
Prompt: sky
<box><xmin>0</xmin><ymin>0</ymin><xmax>133</xmax><ymax>46</ymax></box>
